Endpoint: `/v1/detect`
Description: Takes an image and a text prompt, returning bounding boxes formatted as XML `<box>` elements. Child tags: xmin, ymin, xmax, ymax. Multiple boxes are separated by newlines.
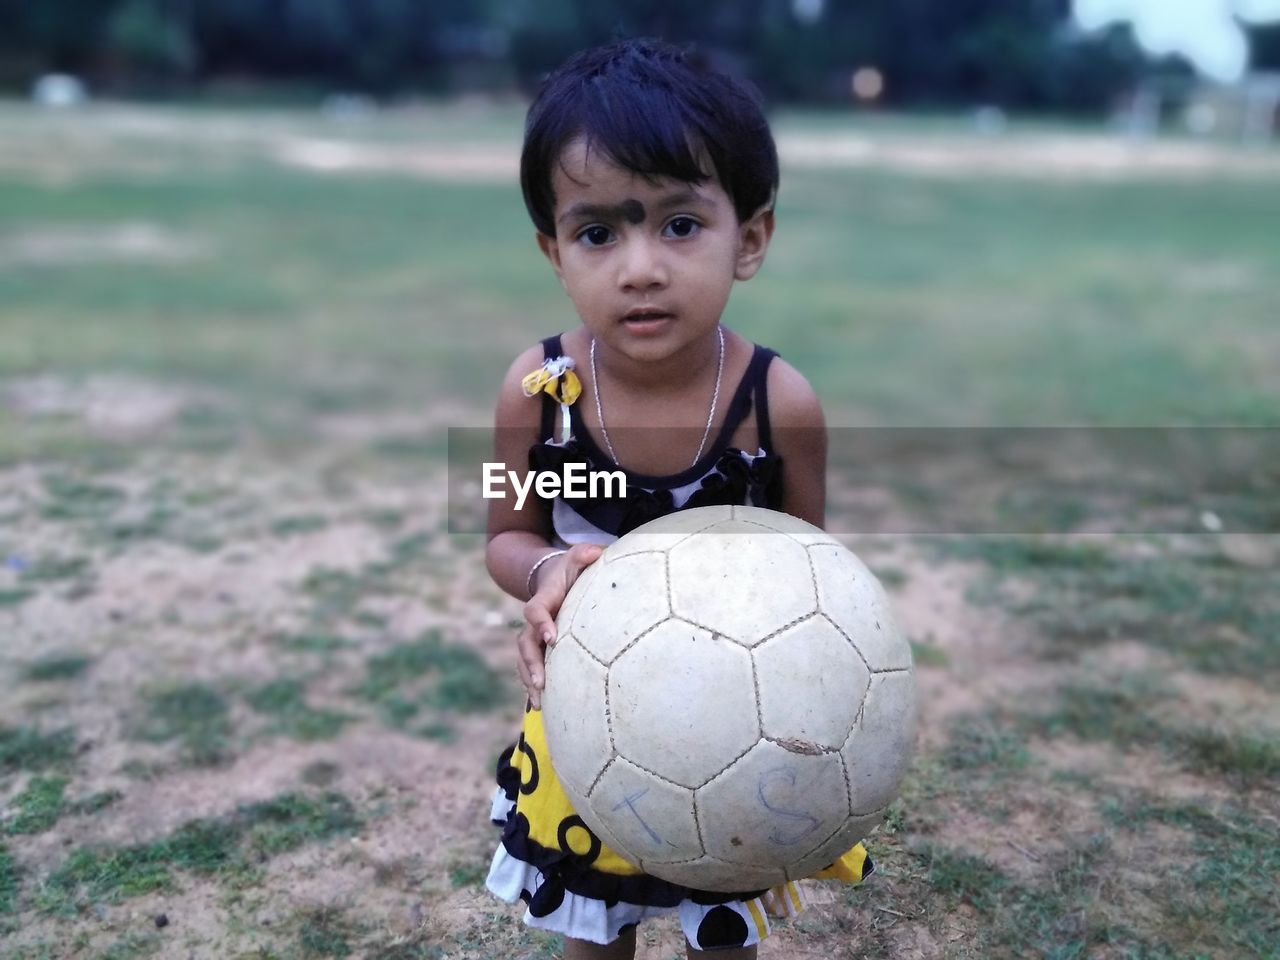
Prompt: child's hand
<box><xmin>519</xmin><ymin>542</ymin><xmax>603</xmax><ymax>709</ymax></box>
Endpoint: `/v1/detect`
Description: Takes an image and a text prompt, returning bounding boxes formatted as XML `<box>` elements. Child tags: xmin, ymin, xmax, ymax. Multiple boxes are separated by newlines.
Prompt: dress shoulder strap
<box><xmin>537</xmin><ymin>334</ymin><xmax>565</xmax><ymax>442</ymax></box>
<box><xmin>679</xmin><ymin>343</ymin><xmax>777</xmax><ymax>458</ymax></box>
<box><xmin>750</xmin><ymin>346</ymin><xmax>777</xmax><ymax>453</ymax></box>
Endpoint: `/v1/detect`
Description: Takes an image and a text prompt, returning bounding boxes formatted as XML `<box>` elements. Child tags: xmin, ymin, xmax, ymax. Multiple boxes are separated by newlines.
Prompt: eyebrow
<box><xmin>557</xmin><ymin>188</ymin><xmax>712</xmax><ymax>226</ymax></box>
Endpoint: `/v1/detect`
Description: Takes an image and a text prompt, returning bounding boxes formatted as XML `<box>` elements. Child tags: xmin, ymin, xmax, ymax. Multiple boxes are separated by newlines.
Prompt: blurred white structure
<box><xmin>1180</xmin><ymin>74</ymin><xmax>1280</xmax><ymax>141</ymax></box>
<box><xmin>1129</xmin><ymin>73</ymin><xmax>1280</xmax><ymax>142</ymax></box>
<box><xmin>31</xmin><ymin>74</ymin><xmax>87</xmax><ymax>108</ymax></box>
<box><xmin>1075</xmin><ymin>0</ymin><xmax>1280</xmax><ymax>84</ymax></box>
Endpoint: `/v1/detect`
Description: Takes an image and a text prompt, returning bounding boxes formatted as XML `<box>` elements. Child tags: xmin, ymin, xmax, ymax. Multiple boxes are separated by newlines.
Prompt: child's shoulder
<box><xmin>492</xmin><ymin>342</ymin><xmax>552</xmax><ymax>429</ymax></box>
<box><xmin>761</xmin><ymin>349</ymin><xmax>825</xmax><ymax>431</ymax></box>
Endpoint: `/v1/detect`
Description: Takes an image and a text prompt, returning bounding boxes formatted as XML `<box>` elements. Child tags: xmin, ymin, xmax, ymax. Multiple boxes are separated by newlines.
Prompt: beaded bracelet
<box><xmin>526</xmin><ymin>549</ymin><xmax>568</xmax><ymax>599</ymax></box>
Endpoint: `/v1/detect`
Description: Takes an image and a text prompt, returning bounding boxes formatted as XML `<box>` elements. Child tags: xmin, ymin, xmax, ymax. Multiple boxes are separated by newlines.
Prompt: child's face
<box><xmin>537</xmin><ymin>138</ymin><xmax>772</xmax><ymax>365</ymax></box>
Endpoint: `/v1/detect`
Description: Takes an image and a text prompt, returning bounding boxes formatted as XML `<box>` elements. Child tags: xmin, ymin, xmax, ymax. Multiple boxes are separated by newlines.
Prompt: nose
<box><xmin>616</xmin><ymin>235</ymin><xmax>668</xmax><ymax>291</ymax></box>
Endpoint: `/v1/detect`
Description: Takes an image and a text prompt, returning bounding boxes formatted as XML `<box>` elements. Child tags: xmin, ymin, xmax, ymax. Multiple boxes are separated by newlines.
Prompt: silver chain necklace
<box><xmin>590</xmin><ymin>326</ymin><xmax>725</xmax><ymax>469</ymax></box>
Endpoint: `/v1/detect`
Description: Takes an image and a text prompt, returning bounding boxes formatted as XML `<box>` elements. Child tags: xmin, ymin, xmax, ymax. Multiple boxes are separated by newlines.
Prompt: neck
<box><xmin>592</xmin><ymin>326</ymin><xmax>723</xmax><ymax>396</ymax></box>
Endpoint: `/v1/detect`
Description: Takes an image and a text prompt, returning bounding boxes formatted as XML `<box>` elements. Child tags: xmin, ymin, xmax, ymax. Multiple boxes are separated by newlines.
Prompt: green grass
<box><xmin>21</xmin><ymin>654</ymin><xmax>91</xmax><ymax>683</ymax></box>
<box><xmin>269</xmin><ymin>514</ymin><xmax>330</xmax><ymax>536</ymax></box>
<box><xmin>943</xmin><ymin>537</ymin><xmax>1280</xmax><ymax>678</ymax></box>
<box><xmin>0</xmin><ymin>588</ymin><xmax>34</xmax><ymax>607</ymax></box>
<box><xmin>238</xmin><ymin>792</ymin><xmax>360</xmax><ymax>858</ymax></box>
<box><xmin>3</xmin><ymin>776</ymin><xmax>69</xmax><ymax>835</ymax></box>
<box><xmin>244</xmin><ymin>678</ymin><xmax>351</xmax><ymax>741</ymax></box>
<box><xmin>1100</xmin><ymin>796</ymin><xmax>1280</xmax><ymax>957</ymax></box>
<box><xmin>16</xmin><ymin>555</ymin><xmax>91</xmax><ymax>584</ymax></box>
<box><xmin>908</xmin><ymin>637</ymin><xmax>949</xmax><ymax>668</ymax></box>
<box><xmin>873</xmin><ymin>828</ymin><xmax>1186</xmax><ymax>957</ymax></box>
<box><xmin>2</xmin><ymin>109</ymin><xmax>1277</xmax><ymax>435</ymax></box>
<box><xmin>135</xmin><ymin>683</ymin><xmax>231</xmax><ymax>766</ymax></box>
<box><xmin>301</xmin><ymin>568</ymin><xmax>394</xmax><ymax>621</ymax></box>
<box><xmin>275</xmin><ymin>632</ymin><xmax>353</xmax><ymax>654</ymax></box>
<box><xmin>941</xmin><ymin>715</ymin><xmax>1029</xmax><ymax>772</ymax></box>
<box><xmin>1029</xmin><ymin>678</ymin><xmax>1279</xmax><ymax>784</ymax></box>
<box><xmin>295</xmin><ymin>904</ymin><xmax>358</xmax><ymax>958</ymax></box>
<box><xmin>0</xmin><ymin>726</ymin><xmax>75</xmax><ymax>774</ymax></box>
<box><xmin>41</xmin><ymin>791</ymin><xmax>358</xmax><ymax>914</ymax></box>
<box><xmin>39</xmin><ymin>475</ymin><xmax>126</xmax><ymax>522</ymax></box>
<box><xmin>1179</xmin><ymin>728</ymin><xmax>1280</xmax><ymax>781</ymax></box>
<box><xmin>67</xmin><ymin>789</ymin><xmax>123</xmax><ymax>817</ymax></box>
<box><xmin>0</xmin><ymin>842</ymin><xmax>16</xmax><ymax>914</ymax></box>
<box><xmin>93</xmin><ymin>931</ymin><xmax>162</xmax><ymax>960</ymax></box>
<box><xmin>354</xmin><ymin>631</ymin><xmax>505</xmax><ymax>731</ymax></box>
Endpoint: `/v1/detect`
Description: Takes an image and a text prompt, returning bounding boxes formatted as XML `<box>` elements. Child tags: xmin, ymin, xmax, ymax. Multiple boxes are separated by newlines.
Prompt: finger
<box><xmin>515</xmin><ymin>620</ymin><xmax>546</xmax><ymax>692</ymax></box>
<box><xmin>563</xmin><ymin>542</ymin><xmax>603</xmax><ymax>580</ymax></box>
<box><xmin>524</xmin><ymin>595</ymin><xmax>558</xmax><ymax>648</ymax></box>
<box><xmin>514</xmin><ymin>638</ymin><xmax>533</xmax><ymax>690</ymax></box>
<box><xmin>539</xmin><ymin>544</ymin><xmax>604</xmax><ymax>644</ymax></box>
<box><xmin>516</xmin><ymin>657</ymin><xmax>539</xmax><ymax>710</ymax></box>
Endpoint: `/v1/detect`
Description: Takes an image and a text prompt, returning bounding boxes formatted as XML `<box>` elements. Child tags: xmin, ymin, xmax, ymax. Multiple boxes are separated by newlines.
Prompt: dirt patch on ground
<box><xmin>3</xmin><ymin>375</ymin><xmax>225</xmax><ymax>440</ymax></box>
<box><xmin>882</xmin><ymin>546</ymin><xmax>1050</xmax><ymax>747</ymax></box>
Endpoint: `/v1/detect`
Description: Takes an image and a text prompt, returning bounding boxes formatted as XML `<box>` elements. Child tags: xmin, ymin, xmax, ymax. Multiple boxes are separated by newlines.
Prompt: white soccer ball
<box><xmin>542</xmin><ymin>505</ymin><xmax>916</xmax><ymax>892</ymax></box>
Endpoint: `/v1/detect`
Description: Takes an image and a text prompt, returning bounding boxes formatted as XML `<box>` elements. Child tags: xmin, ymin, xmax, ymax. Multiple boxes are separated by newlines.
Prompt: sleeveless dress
<box><xmin>485</xmin><ymin>335</ymin><xmax>874</xmax><ymax>950</ymax></box>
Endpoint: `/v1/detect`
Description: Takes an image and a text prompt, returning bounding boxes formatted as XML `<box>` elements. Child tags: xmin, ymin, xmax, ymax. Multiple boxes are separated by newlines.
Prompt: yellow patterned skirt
<box><xmin>486</xmin><ymin>704</ymin><xmax>873</xmax><ymax>948</ymax></box>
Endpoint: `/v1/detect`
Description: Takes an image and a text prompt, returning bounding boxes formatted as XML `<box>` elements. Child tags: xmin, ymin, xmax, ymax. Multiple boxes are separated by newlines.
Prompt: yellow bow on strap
<box><xmin>521</xmin><ymin>355</ymin><xmax>581</xmax><ymax>406</ymax></box>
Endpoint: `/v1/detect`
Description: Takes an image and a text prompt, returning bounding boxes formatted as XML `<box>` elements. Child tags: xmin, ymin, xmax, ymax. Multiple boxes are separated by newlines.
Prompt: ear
<box><xmin>536</xmin><ymin>231</ymin><xmax>566</xmax><ymax>287</ymax></box>
<box><xmin>734</xmin><ymin>205</ymin><xmax>775</xmax><ymax>281</ymax></box>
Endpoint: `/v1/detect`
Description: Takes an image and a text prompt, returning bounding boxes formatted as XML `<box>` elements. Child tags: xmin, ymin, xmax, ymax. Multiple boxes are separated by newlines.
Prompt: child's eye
<box><xmin>576</xmin><ymin>225</ymin><xmax>614</xmax><ymax>247</ymax></box>
<box><xmin>663</xmin><ymin>216</ymin><xmax>700</xmax><ymax>239</ymax></box>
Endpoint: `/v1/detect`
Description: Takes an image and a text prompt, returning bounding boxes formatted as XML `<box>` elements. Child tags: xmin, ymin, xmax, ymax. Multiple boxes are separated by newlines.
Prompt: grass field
<box><xmin>0</xmin><ymin>101</ymin><xmax>1277</xmax><ymax>959</ymax></box>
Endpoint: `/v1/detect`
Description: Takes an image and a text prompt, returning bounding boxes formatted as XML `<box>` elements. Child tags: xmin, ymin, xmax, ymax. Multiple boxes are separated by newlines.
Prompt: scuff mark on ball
<box><xmin>775</xmin><ymin>737</ymin><xmax>823</xmax><ymax>755</ymax></box>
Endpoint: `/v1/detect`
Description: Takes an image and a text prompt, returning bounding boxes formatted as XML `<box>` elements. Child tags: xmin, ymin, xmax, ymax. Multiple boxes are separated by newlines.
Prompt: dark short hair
<box><xmin>521</xmin><ymin>38</ymin><xmax>779</xmax><ymax>237</ymax></box>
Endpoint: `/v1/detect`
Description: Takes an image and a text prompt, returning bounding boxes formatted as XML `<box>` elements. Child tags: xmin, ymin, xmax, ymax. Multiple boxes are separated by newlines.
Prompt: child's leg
<box><xmin>685</xmin><ymin>946</ymin><xmax>756</xmax><ymax>960</ymax></box>
<box><xmin>563</xmin><ymin>927</ymin><xmax>636</xmax><ymax>960</ymax></box>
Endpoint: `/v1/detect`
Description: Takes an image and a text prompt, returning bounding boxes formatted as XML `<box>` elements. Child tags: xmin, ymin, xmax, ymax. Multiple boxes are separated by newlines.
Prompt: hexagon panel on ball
<box><xmin>842</xmin><ymin>671</ymin><xmax>917</xmax><ymax>814</ymax></box>
<box><xmin>755</xmin><ymin>617</ymin><xmax>871</xmax><ymax>751</ymax></box>
<box><xmin>696</xmin><ymin>740</ymin><xmax>850</xmax><ymax>867</ymax></box>
<box><xmin>586</xmin><ymin>757</ymin><xmax>703</xmax><ymax>866</ymax></box>
<box><xmin>541</xmin><ymin>635</ymin><xmax>613</xmax><ymax>800</ymax></box>
<box><xmin>782</xmin><ymin>808</ymin><xmax>886</xmax><ymax>882</ymax></box>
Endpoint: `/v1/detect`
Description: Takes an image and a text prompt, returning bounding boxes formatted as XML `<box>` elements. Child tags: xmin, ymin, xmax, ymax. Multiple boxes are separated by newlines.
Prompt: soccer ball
<box><xmin>541</xmin><ymin>505</ymin><xmax>916</xmax><ymax>892</ymax></box>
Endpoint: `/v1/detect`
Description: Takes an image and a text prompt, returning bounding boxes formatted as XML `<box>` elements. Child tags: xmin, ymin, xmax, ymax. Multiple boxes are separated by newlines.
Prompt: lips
<box><xmin>621</xmin><ymin>307</ymin><xmax>673</xmax><ymax>324</ymax></box>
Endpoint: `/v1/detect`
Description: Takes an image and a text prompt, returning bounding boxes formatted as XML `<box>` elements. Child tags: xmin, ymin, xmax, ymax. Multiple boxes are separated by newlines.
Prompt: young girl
<box><xmin>484</xmin><ymin>39</ymin><xmax>872</xmax><ymax>959</ymax></box>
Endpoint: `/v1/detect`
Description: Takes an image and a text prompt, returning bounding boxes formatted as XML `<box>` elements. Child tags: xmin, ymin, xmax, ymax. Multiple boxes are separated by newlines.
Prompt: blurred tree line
<box><xmin>2</xmin><ymin>0</ymin><xmax>1266</xmax><ymax>110</ymax></box>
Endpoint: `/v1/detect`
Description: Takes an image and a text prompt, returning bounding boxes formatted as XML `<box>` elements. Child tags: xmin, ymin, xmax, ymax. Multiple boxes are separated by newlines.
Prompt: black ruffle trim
<box><xmin>494</xmin><ymin>742</ymin><xmax>768</xmax><ymax>907</ymax></box>
<box><xmin>527</xmin><ymin>441</ymin><xmax>783</xmax><ymax>538</ymax></box>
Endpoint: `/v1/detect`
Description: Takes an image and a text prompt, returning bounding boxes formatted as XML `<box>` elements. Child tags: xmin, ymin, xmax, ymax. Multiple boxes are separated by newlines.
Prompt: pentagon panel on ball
<box><xmin>604</xmin><ymin>504</ymin><xmax>733</xmax><ymax>561</ymax></box>
<box><xmin>668</xmin><ymin>516</ymin><xmax>816</xmax><ymax>647</ymax></box>
<box><xmin>541</xmin><ymin>506</ymin><xmax>916</xmax><ymax>893</ymax></box>
<box><xmin>609</xmin><ymin>619</ymin><xmax>757</xmax><ymax>789</ymax></box>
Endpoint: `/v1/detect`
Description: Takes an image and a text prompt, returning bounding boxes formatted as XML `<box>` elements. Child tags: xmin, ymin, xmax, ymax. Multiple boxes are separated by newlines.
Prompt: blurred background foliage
<box><xmin>8</xmin><ymin>0</ymin><xmax>1280</xmax><ymax>110</ymax></box>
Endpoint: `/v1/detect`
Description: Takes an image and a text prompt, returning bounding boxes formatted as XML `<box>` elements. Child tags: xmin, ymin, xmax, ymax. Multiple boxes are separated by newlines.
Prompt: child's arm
<box><xmin>486</xmin><ymin>346</ymin><xmax>601</xmax><ymax>707</ymax></box>
<box><xmin>765</xmin><ymin>358</ymin><xmax>828</xmax><ymax>529</ymax></box>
